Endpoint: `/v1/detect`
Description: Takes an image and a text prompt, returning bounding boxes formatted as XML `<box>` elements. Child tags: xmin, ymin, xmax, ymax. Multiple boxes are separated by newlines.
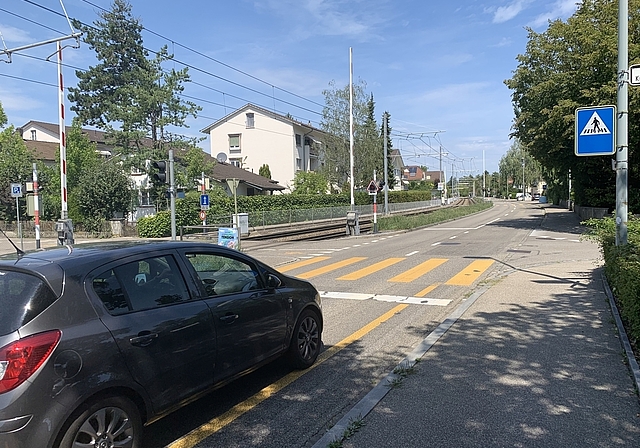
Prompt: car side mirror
<box><xmin>267</xmin><ymin>274</ymin><xmax>281</xmax><ymax>289</ymax></box>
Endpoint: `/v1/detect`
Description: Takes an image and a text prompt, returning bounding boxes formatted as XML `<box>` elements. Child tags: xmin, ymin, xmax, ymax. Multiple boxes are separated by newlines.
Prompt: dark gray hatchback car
<box><xmin>0</xmin><ymin>240</ymin><xmax>322</xmax><ymax>448</ymax></box>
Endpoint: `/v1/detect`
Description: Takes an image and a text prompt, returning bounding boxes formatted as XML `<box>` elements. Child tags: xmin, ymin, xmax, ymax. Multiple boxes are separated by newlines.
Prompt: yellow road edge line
<box><xmin>388</xmin><ymin>258</ymin><xmax>448</xmax><ymax>283</ymax></box>
<box><xmin>445</xmin><ymin>259</ymin><xmax>495</xmax><ymax>286</ymax></box>
<box><xmin>337</xmin><ymin>258</ymin><xmax>405</xmax><ymax>280</ymax></box>
<box><xmin>166</xmin><ymin>303</ymin><xmax>408</xmax><ymax>448</ymax></box>
<box><xmin>415</xmin><ymin>283</ymin><xmax>441</xmax><ymax>297</ymax></box>
<box><xmin>277</xmin><ymin>256</ymin><xmax>331</xmax><ymax>273</ymax></box>
<box><xmin>296</xmin><ymin>257</ymin><xmax>367</xmax><ymax>279</ymax></box>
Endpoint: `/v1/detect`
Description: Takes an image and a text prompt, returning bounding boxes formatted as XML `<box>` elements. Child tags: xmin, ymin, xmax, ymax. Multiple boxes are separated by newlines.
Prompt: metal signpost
<box><xmin>367</xmin><ymin>179</ymin><xmax>378</xmax><ymax>234</ymax></box>
<box><xmin>10</xmin><ymin>183</ymin><xmax>23</xmax><ymax>250</ymax></box>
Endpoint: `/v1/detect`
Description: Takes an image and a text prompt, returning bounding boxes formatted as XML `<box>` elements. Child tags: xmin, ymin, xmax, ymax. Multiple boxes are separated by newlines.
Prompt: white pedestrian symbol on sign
<box><xmin>580</xmin><ymin>111</ymin><xmax>611</xmax><ymax>136</ymax></box>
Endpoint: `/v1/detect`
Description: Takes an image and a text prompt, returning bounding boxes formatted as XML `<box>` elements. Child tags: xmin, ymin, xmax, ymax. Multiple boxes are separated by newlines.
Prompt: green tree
<box><xmin>505</xmin><ymin>0</ymin><xmax>640</xmax><ymax>208</ymax></box>
<box><xmin>259</xmin><ymin>164</ymin><xmax>271</xmax><ymax>179</ymax></box>
<box><xmin>68</xmin><ymin>0</ymin><xmax>200</xmax><ymax>161</ymax></box>
<box><xmin>380</xmin><ymin>111</ymin><xmax>396</xmax><ymax>189</ymax></box>
<box><xmin>76</xmin><ymin>161</ymin><xmax>133</xmax><ymax>230</ymax></box>
<box><xmin>173</xmin><ymin>147</ymin><xmax>216</xmax><ymax>191</ymax></box>
<box><xmin>498</xmin><ymin>140</ymin><xmax>541</xmax><ymax>196</ymax></box>
<box><xmin>357</xmin><ymin>94</ymin><xmax>383</xmax><ymax>187</ymax></box>
<box><xmin>292</xmin><ymin>171</ymin><xmax>329</xmax><ymax>194</ymax></box>
<box><xmin>0</xmin><ymin>101</ymin><xmax>34</xmax><ymax>221</ymax></box>
<box><xmin>319</xmin><ymin>79</ymin><xmax>371</xmax><ymax>191</ymax></box>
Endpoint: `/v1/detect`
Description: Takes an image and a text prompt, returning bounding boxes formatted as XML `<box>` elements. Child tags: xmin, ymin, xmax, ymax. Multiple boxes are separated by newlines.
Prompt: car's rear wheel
<box><xmin>288</xmin><ymin>309</ymin><xmax>321</xmax><ymax>369</ymax></box>
<box><xmin>58</xmin><ymin>396</ymin><xmax>141</xmax><ymax>448</ymax></box>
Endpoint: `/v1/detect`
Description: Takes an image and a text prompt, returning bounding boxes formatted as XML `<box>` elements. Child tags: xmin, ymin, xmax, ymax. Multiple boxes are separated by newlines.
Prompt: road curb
<box><xmin>601</xmin><ymin>272</ymin><xmax>640</xmax><ymax>396</ymax></box>
<box><xmin>311</xmin><ymin>283</ymin><xmax>492</xmax><ymax>448</ymax></box>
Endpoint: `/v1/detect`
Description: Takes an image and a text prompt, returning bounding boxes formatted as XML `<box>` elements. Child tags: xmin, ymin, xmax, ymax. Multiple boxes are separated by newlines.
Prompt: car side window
<box><xmin>93</xmin><ymin>255</ymin><xmax>191</xmax><ymax>314</ymax></box>
<box><xmin>185</xmin><ymin>253</ymin><xmax>261</xmax><ymax>296</ymax></box>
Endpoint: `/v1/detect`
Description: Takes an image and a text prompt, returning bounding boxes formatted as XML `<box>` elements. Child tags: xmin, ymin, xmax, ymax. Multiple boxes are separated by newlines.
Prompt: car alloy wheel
<box><xmin>59</xmin><ymin>396</ymin><xmax>141</xmax><ymax>448</ymax></box>
<box><xmin>289</xmin><ymin>310</ymin><xmax>321</xmax><ymax>369</ymax></box>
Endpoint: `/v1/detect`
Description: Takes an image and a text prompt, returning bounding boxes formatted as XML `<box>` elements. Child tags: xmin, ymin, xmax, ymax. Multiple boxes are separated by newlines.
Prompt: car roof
<box><xmin>0</xmin><ymin>240</ymin><xmax>245</xmax><ymax>271</ymax></box>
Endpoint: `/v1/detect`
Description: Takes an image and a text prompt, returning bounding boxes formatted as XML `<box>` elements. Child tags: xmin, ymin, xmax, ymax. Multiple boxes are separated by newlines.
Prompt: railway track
<box><xmin>243</xmin><ymin>198</ymin><xmax>476</xmax><ymax>242</ymax></box>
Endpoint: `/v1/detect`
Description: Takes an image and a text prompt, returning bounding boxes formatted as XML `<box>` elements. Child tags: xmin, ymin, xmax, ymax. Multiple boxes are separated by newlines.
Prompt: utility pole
<box><xmin>616</xmin><ymin>0</ymin><xmax>629</xmax><ymax>245</ymax></box>
<box><xmin>522</xmin><ymin>157</ymin><xmax>525</xmax><ymax>196</ymax></box>
<box><xmin>349</xmin><ymin>47</ymin><xmax>355</xmax><ymax>210</ymax></box>
<box><xmin>383</xmin><ymin>113</ymin><xmax>389</xmax><ymax>215</ymax></box>
<box><xmin>169</xmin><ymin>149</ymin><xmax>176</xmax><ymax>240</ymax></box>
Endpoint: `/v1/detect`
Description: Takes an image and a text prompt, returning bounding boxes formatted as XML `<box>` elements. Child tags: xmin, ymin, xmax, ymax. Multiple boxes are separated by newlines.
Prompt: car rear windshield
<box><xmin>0</xmin><ymin>270</ymin><xmax>58</xmax><ymax>336</ymax></box>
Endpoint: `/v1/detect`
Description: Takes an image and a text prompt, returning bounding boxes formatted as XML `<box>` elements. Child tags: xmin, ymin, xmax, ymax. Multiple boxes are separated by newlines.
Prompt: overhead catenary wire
<box><xmin>4</xmin><ymin>0</ymin><xmax>457</xmax><ymax>160</ymax></box>
<box><xmin>16</xmin><ymin>0</ymin><xmax>325</xmax><ymax>121</ymax></box>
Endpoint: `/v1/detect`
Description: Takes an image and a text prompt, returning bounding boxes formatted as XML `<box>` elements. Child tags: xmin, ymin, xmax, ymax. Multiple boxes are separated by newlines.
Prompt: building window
<box><xmin>139</xmin><ymin>189</ymin><xmax>151</xmax><ymax>206</ymax></box>
<box><xmin>295</xmin><ymin>134</ymin><xmax>302</xmax><ymax>147</ymax></box>
<box><xmin>31</xmin><ymin>130</ymin><xmax>36</xmax><ymax>140</ymax></box>
<box><xmin>229</xmin><ymin>134</ymin><xmax>241</xmax><ymax>151</ymax></box>
<box><xmin>246</xmin><ymin>113</ymin><xmax>254</xmax><ymax>128</ymax></box>
<box><xmin>230</xmin><ymin>158</ymin><xmax>242</xmax><ymax>168</ymax></box>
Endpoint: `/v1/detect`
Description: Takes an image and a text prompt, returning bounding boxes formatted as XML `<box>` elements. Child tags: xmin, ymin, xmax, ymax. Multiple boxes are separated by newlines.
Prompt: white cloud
<box><xmin>258</xmin><ymin>0</ymin><xmax>390</xmax><ymax>40</ymax></box>
<box><xmin>530</xmin><ymin>0</ymin><xmax>582</xmax><ymax>28</ymax></box>
<box><xmin>492</xmin><ymin>0</ymin><xmax>531</xmax><ymax>24</ymax></box>
<box><xmin>0</xmin><ymin>24</ymin><xmax>31</xmax><ymax>45</ymax></box>
<box><xmin>0</xmin><ymin>89</ymin><xmax>46</xmax><ymax>112</ymax></box>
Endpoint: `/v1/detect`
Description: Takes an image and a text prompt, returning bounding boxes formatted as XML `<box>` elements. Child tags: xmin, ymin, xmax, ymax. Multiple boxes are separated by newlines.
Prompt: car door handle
<box><xmin>130</xmin><ymin>332</ymin><xmax>158</xmax><ymax>347</ymax></box>
<box><xmin>219</xmin><ymin>313</ymin><xmax>239</xmax><ymax>323</ymax></box>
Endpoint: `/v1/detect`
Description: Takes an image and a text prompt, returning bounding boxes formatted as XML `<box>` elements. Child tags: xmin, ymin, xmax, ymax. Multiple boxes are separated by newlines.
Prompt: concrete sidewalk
<box><xmin>314</xmin><ymin>206</ymin><xmax>640</xmax><ymax>447</ymax></box>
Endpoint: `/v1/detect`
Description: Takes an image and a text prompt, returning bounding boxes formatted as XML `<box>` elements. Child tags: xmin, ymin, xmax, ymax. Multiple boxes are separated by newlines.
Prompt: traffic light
<box><xmin>152</xmin><ymin>161</ymin><xmax>167</xmax><ymax>184</ymax></box>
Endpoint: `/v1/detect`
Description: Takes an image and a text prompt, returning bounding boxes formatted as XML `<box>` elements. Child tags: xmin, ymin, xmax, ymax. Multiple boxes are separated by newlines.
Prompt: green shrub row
<box><xmin>583</xmin><ymin>216</ymin><xmax>640</xmax><ymax>351</ymax></box>
<box><xmin>378</xmin><ymin>201</ymin><xmax>492</xmax><ymax>231</ymax></box>
<box><xmin>137</xmin><ymin>190</ymin><xmax>438</xmax><ymax>238</ymax></box>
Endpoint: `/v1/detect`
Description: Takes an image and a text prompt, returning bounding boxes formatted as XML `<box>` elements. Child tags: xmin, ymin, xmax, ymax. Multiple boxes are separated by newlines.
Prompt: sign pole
<box><xmin>15</xmin><ymin>196</ymin><xmax>22</xmax><ymax>250</ymax></box>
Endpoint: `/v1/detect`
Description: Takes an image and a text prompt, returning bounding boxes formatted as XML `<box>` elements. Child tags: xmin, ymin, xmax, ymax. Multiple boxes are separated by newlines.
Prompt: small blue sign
<box><xmin>10</xmin><ymin>183</ymin><xmax>22</xmax><ymax>198</ymax></box>
<box><xmin>200</xmin><ymin>194</ymin><xmax>209</xmax><ymax>207</ymax></box>
<box><xmin>575</xmin><ymin>105</ymin><xmax>616</xmax><ymax>156</ymax></box>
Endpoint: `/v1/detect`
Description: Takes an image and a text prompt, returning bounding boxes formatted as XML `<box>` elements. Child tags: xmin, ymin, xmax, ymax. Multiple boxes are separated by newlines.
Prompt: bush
<box><xmin>584</xmin><ymin>215</ymin><xmax>640</xmax><ymax>352</ymax></box>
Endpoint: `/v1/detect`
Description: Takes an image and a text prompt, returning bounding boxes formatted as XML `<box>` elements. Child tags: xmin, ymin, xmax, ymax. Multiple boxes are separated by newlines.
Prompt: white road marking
<box><xmin>405</xmin><ymin>251</ymin><xmax>419</xmax><ymax>256</ymax></box>
<box><xmin>320</xmin><ymin>291</ymin><xmax>451</xmax><ymax>306</ymax></box>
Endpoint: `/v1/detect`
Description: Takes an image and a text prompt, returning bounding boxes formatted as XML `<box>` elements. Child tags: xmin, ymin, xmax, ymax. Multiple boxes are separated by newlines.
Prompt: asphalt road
<box><xmin>4</xmin><ymin>201</ymin><xmax>630</xmax><ymax>447</ymax></box>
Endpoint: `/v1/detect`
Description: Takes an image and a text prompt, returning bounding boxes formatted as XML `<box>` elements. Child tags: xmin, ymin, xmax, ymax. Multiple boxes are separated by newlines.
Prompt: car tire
<box><xmin>288</xmin><ymin>309</ymin><xmax>321</xmax><ymax>369</ymax></box>
<box><xmin>58</xmin><ymin>396</ymin><xmax>142</xmax><ymax>448</ymax></box>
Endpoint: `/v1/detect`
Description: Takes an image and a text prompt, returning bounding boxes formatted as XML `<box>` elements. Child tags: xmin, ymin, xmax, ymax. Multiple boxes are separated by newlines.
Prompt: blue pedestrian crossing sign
<box><xmin>575</xmin><ymin>105</ymin><xmax>616</xmax><ymax>156</ymax></box>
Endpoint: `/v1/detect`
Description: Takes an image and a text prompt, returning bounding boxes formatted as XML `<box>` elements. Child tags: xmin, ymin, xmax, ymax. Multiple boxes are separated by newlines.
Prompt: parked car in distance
<box><xmin>0</xmin><ymin>240</ymin><xmax>323</xmax><ymax>448</ymax></box>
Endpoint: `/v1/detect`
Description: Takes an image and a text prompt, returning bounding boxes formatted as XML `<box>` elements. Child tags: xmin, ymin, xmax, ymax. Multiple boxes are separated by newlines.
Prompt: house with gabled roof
<box><xmin>200</xmin><ymin>104</ymin><xmax>327</xmax><ymax>192</ymax></box>
<box><xmin>18</xmin><ymin>120</ymin><xmax>284</xmax><ymax>221</ymax></box>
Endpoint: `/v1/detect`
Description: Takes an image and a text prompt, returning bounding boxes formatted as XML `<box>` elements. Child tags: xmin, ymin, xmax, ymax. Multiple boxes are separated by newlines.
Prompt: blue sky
<box><xmin>0</xmin><ymin>0</ymin><xmax>581</xmax><ymax>174</ymax></box>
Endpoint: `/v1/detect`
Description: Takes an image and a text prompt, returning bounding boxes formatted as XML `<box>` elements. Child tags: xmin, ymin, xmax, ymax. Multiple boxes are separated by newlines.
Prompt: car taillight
<box><xmin>0</xmin><ymin>330</ymin><xmax>61</xmax><ymax>394</ymax></box>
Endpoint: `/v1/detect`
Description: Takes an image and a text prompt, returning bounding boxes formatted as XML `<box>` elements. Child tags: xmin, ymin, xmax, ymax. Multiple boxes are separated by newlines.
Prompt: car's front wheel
<box><xmin>288</xmin><ymin>309</ymin><xmax>321</xmax><ymax>369</ymax></box>
<box><xmin>58</xmin><ymin>396</ymin><xmax>142</xmax><ymax>448</ymax></box>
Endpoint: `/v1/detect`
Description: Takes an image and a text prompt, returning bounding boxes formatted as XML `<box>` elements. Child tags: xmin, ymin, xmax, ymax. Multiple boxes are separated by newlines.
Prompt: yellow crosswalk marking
<box><xmin>415</xmin><ymin>283</ymin><xmax>441</xmax><ymax>297</ymax></box>
<box><xmin>445</xmin><ymin>259</ymin><xmax>494</xmax><ymax>286</ymax></box>
<box><xmin>297</xmin><ymin>257</ymin><xmax>367</xmax><ymax>279</ymax></box>
<box><xmin>388</xmin><ymin>258</ymin><xmax>448</xmax><ymax>282</ymax></box>
<box><xmin>337</xmin><ymin>258</ymin><xmax>405</xmax><ymax>280</ymax></box>
<box><xmin>277</xmin><ymin>256</ymin><xmax>331</xmax><ymax>273</ymax></box>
